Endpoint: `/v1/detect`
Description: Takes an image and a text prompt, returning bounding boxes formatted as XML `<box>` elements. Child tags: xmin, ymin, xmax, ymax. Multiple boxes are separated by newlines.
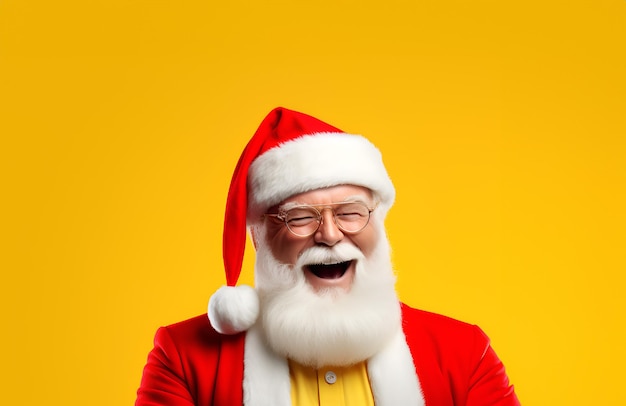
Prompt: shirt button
<box><xmin>324</xmin><ymin>371</ymin><xmax>337</xmax><ymax>384</ymax></box>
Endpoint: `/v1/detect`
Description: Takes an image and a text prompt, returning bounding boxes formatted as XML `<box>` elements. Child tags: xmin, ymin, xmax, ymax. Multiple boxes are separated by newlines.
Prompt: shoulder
<box><xmin>401</xmin><ymin>303</ymin><xmax>485</xmax><ymax>337</ymax></box>
<box><xmin>159</xmin><ymin>313</ymin><xmax>218</xmax><ymax>341</ymax></box>
<box><xmin>139</xmin><ymin>315</ymin><xmax>246</xmax><ymax>404</ymax></box>
<box><xmin>399</xmin><ymin>305</ymin><xmax>520</xmax><ymax>405</ymax></box>
<box><xmin>400</xmin><ymin>303</ymin><xmax>490</xmax><ymax>362</ymax></box>
<box><xmin>151</xmin><ymin>314</ymin><xmax>245</xmax><ymax>382</ymax></box>
<box><xmin>154</xmin><ymin>314</ymin><xmax>245</xmax><ymax>357</ymax></box>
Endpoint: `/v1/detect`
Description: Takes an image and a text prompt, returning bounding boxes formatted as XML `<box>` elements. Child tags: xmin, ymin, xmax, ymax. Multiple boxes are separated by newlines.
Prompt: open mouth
<box><xmin>305</xmin><ymin>260</ymin><xmax>353</xmax><ymax>280</ymax></box>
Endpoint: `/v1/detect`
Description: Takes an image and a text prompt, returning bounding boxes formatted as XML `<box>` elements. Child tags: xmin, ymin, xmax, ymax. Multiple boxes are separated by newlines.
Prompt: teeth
<box><xmin>306</xmin><ymin>261</ymin><xmax>351</xmax><ymax>280</ymax></box>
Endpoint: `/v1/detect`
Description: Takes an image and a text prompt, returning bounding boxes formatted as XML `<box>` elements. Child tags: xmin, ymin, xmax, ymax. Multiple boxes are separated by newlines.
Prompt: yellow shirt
<box><xmin>289</xmin><ymin>359</ymin><xmax>375</xmax><ymax>406</ymax></box>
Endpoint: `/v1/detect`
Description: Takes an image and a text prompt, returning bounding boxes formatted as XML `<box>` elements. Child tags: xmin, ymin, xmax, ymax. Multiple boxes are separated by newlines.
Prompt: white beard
<box><xmin>253</xmin><ymin>227</ymin><xmax>401</xmax><ymax>368</ymax></box>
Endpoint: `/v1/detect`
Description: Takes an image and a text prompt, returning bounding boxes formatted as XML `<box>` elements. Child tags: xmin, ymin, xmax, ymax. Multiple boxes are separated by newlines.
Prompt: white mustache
<box><xmin>295</xmin><ymin>243</ymin><xmax>365</xmax><ymax>269</ymax></box>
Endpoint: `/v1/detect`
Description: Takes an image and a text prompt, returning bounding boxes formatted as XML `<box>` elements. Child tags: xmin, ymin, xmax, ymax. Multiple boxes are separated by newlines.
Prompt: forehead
<box><xmin>279</xmin><ymin>185</ymin><xmax>373</xmax><ymax>207</ymax></box>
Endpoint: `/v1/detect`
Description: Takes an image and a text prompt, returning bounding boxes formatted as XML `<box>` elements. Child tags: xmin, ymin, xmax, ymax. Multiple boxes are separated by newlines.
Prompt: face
<box><xmin>253</xmin><ymin>186</ymin><xmax>399</xmax><ymax>367</ymax></box>
<box><xmin>260</xmin><ymin>185</ymin><xmax>379</xmax><ymax>292</ymax></box>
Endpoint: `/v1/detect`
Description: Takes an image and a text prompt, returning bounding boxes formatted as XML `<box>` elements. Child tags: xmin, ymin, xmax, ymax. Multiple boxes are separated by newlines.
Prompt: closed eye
<box><xmin>287</xmin><ymin>216</ymin><xmax>317</xmax><ymax>226</ymax></box>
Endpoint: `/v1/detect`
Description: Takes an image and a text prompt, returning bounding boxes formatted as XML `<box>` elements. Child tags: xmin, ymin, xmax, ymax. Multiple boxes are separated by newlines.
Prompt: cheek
<box><xmin>269</xmin><ymin>232</ymin><xmax>308</xmax><ymax>265</ymax></box>
<box><xmin>353</xmin><ymin>227</ymin><xmax>379</xmax><ymax>256</ymax></box>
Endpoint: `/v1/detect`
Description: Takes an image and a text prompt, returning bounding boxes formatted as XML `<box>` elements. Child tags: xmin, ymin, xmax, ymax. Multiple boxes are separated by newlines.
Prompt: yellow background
<box><xmin>1</xmin><ymin>0</ymin><xmax>624</xmax><ymax>404</ymax></box>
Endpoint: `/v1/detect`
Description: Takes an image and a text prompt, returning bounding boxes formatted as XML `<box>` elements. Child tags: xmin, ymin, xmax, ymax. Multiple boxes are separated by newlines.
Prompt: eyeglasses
<box><xmin>264</xmin><ymin>201</ymin><xmax>376</xmax><ymax>237</ymax></box>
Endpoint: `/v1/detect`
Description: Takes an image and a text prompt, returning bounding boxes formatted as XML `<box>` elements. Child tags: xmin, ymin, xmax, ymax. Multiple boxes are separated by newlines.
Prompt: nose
<box><xmin>314</xmin><ymin>209</ymin><xmax>344</xmax><ymax>246</ymax></box>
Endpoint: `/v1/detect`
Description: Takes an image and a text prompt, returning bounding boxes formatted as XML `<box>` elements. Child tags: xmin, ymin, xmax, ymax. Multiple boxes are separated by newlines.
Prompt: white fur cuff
<box><xmin>208</xmin><ymin>285</ymin><xmax>260</xmax><ymax>335</ymax></box>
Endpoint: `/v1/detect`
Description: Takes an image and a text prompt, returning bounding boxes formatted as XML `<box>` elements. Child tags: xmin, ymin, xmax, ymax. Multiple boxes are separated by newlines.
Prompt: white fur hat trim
<box><xmin>208</xmin><ymin>285</ymin><xmax>260</xmax><ymax>335</ymax></box>
<box><xmin>247</xmin><ymin>132</ymin><xmax>395</xmax><ymax>223</ymax></box>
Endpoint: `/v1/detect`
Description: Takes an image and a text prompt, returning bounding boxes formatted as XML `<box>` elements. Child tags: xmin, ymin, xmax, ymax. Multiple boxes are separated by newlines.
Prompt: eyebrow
<box><xmin>277</xmin><ymin>195</ymin><xmax>372</xmax><ymax>212</ymax></box>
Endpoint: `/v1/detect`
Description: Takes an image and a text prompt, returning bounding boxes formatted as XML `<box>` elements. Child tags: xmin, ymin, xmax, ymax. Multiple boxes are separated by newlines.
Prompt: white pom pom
<box><xmin>208</xmin><ymin>285</ymin><xmax>259</xmax><ymax>335</ymax></box>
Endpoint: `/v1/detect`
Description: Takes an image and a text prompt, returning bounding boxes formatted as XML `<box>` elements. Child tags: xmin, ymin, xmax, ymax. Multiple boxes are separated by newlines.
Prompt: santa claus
<box><xmin>136</xmin><ymin>107</ymin><xmax>520</xmax><ymax>405</ymax></box>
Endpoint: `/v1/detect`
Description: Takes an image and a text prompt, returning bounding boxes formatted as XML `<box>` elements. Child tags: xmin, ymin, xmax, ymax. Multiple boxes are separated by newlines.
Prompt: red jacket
<box><xmin>136</xmin><ymin>303</ymin><xmax>520</xmax><ymax>405</ymax></box>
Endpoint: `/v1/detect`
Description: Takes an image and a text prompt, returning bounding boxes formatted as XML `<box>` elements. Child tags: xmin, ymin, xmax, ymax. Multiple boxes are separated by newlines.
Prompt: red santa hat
<box><xmin>208</xmin><ymin>107</ymin><xmax>395</xmax><ymax>334</ymax></box>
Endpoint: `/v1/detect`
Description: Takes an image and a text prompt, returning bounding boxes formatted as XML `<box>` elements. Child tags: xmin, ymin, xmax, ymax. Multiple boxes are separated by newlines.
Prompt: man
<box><xmin>136</xmin><ymin>107</ymin><xmax>520</xmax><ymax>405</ymax></box>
